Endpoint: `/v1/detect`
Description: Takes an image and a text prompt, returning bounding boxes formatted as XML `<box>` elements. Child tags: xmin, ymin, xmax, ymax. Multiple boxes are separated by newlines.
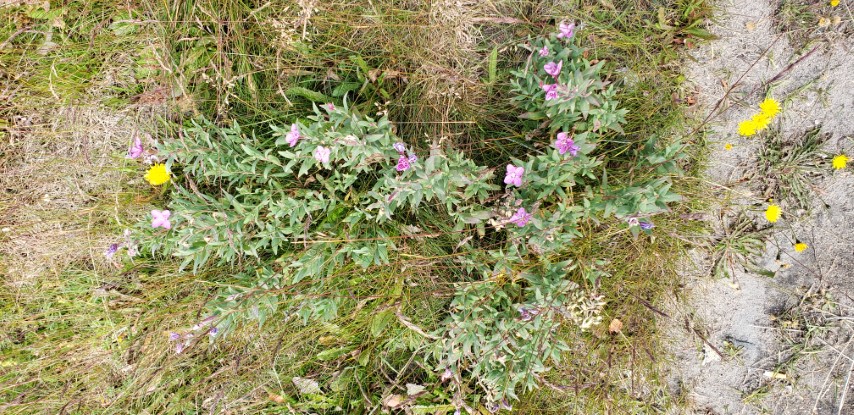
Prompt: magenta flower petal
<box><xmin>396</xmin><ymin>155</ymin><xmax>411</xmax><ymax>172</ymax></box>
<box><xmin>554</xmin><ymin>132</ymin><xmax>579</xmax><ymax>156</ymax></box>
<box><xmin>509</xmin><ymin>207</ymin><xmax>532</xmax><ymax>227</ymax></box>
<box><xmin>313</xmin><ymin>146</ymin><xmax>331</xmax><ymax>164</ymax></box>
<box><xmin>538</xmin><ymin>46</ymin><xmax>549</xmax><ymax>57</ymax></box>
<box><xmin>557</xmin><ymin>21</ymin><xmax>575</xmax><ymax>40</ymax></box>
<box><xmin>126</xmin><ymin>136</ymin><xmax>144</xmax><ymax>159</ymax></box>
<box><xmin>504</xmin><ymin>164</ymin><xmax>524</xmax><ymax>187</ymax></box>
<box><xmin>544</xmin><ymin>60</ymin><xmax>563</xmax><ymax>79</ymax></box>
<box><xmin>151</xmin><ymin>209</ymin><xmax>171</xmax><ymax>229</ymax></box>
<box><xmin>286</xmin><ymin>123</ymin><xmax>300</xmax><ymax>147</ymax></box>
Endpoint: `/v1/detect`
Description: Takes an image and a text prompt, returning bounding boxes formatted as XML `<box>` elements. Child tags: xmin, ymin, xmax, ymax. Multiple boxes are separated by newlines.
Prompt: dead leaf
<box><xmin>405</xmin><ymin>383</ymin><xmax>426</xmax><ymax>397</ymax></box>
<box><xmin>609</xmin><ymin>318</ymin><xmax>623</xmax><ymax>334</ymax></box>
<box><xmin>382</xmin><ymin>394</ymin><xmax>405</xmax><ymax>408</ymax></box>
<box><xmin>745</xmin><ymin>21</ymin><xmax>756</xmax><ymax>32</ymax></box>
<box><xmin>268</xmin><ymin>393</ymin><xmax>286</xmax><ymax>403</ymax></box>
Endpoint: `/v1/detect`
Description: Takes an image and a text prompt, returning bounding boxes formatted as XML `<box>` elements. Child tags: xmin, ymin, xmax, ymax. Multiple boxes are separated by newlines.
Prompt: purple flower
<box><xmin>554</xmin><ymin>132</ymin><xmax>579</xmax><ymax>156</ymax></box>
<box><xmin>126</xmin><ymin>136</ymin><xmax>144</xmax><ymax>159</ymax></box>
<box><xmin>538</xmin><ymin>45</ymin><xmax>549</xmax><ymax>57</ymax></box>
<box><xmin>519</xmin><ymin>306</ymin><xmax>541</xmax><ymax>321</ymax></box>
<box><xmin>504</xmin><ymin>164</ymin><xmax>524</xmax><ymax>187</ymax></box>
<box><xmin>396</xmin><ymin>155</ymin><xmax>411</xmax><ymax>172</ymax></box>
<box><xmin>313</xmin><ymin>146</ymin><xmax>331</xmax><ymax>164</ymax></box>
<box><xmin>286</xmin><ymin>123</ymin><xmax>300</xmax><ymax>147</ymax></box>
<box><xmin>557</xmin><ymin>21</ymin><xmax>576</xmax><ymax>40</ymax></box>
<box><xmin>175</xmin><ymin>341</ymin><xmax>186</xmax><ymax>354</ymax></box>
<box><xmin>639</xmin><ymin>221</ymin><xmax>655</xmax><ymax>231</ymax></box>
<box><xmin>393</xmin><ymin>142</ymin><xmax>406</xmax><ymax>154</ymax></box>
<box><xmin>104</xmin><ymin>243</ymin><xmax>119</xmax><ymax>259</ymax></box>
<box><xmin>544</xmin><ymin>60</ymin><xmax>563</xmax><ymax>78</ymax></box>
<box><xmin>169</xmin><ymin>332</ymin><xmax>181</xmax><ymax>341</ymax></box>
<box><xmin>151</xmin><ymin>209</ymin><xmax>171</xmax><ymax>229</ymax></box>
<box><xmin>407</xmin><ymin>154</ymin><xmax>417</xmax><ymax>164</ymax></box>
<box><xmin>441</xmin><ymin>367</ymin><xmax>453</xmax><ymax>382</ymax></box>
<box><xmin>209</xmin><ymin>327</ymin><xmax>218</xmax><ymax>337</ymax></box>
<box><xmin>509</xmin><ymin>207</ymin><xmax>532</xmax><ymax>227</ymax></box>
<box><xmin>542</xmin><ymin>83</ymin><xmax>559</xmax><ymax>101</ymax></box>
<box><xmin>627</xmin><ymin>217</ymin><xmax>639</xmax><ymax>227</ymax></box>
<box><xmin>325</xmin><ymin>103</ymin><xmax>335</xmax><ymax>112</ymax></box>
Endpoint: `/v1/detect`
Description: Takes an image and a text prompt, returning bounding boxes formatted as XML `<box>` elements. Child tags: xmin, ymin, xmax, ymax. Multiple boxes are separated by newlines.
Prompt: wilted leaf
<box><xmin>406</xmin><ymin>383</ymin><xmax>426</xmax><ymax>396</ymax></box>
<box><xmin>609</xmin><ymin>318</ymin><xmax>623</xmax><ymax>334</ymax></box>
<box><xmin>382</xmin><ymin>394</ymin><xmax>406</xmax><ymax>408</ymax></box>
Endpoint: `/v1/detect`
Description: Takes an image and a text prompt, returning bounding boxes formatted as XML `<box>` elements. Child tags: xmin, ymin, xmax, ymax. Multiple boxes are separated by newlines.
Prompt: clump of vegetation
<box><xmin>132</xmin><ymin>22</ymin><xmax>684</xmax><ymax>410</ymax></box>
<box><xmin>1</xmin><ymin>1</ymin><xmax>718</xmax><ymax>413</ymax></box>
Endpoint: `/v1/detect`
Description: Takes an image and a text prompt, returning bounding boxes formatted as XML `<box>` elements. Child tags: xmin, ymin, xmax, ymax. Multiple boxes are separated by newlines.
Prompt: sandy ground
<box><xmin>666</xmin><ymin>1</ymin><xmax>854</xmax><ymax>414</ymax></box>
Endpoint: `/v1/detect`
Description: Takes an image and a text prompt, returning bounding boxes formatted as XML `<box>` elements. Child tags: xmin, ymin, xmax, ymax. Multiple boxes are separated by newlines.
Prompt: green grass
<box><xmin>0</xmin><ymin>0</ymin><xmax>717</xmax><ymax>413</ymax></box>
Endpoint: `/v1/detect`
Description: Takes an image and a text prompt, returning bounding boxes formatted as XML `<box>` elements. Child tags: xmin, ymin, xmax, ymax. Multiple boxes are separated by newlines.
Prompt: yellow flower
<box><xmin>765</xmin><ymin>204</ymin><xmax>781</xmax><ymax>223</ymax></box>
<box><xmin>794</xmin><ymin>242</ymin><xmax>808</xmax><ymax>252</ymax></box>
<box><xmin>144</xmin><ymin>163</ymin><xmax>171</xmax><ymax>186</ymax></box>
<box><xmin>738</xmin><ymin>119</ymin><xmax>758</xmax><ymax>137</ymax></box>
<box><xmin>759</xmin><ymin>98</ymin><xmax>780</xmax><ymax>118</ymax></box>
<box><xmin>832</xmin><ymin>154</ymin><xmax>848</xmax><ymax>170</ymax></box>
<box><xmin>725</xmin><ymin>143</ymin><xmax>733</xmax><ymax>151</ymax></box>
<box><xmin>751</xmin><ymin>113</ymin><xmax>773</xmax><ymax>131</ymax></box>
<box><xmin>831</xmin><ymin>0</ymin><xmax>840</xmax><ymax>7</ymax></box>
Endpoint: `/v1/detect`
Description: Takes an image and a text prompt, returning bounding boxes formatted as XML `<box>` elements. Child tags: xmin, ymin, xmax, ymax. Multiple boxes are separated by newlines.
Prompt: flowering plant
<box><xmin>135</xmin><ymin>22</ymin><xmax>684</xmax><ymax>411</ymax></box>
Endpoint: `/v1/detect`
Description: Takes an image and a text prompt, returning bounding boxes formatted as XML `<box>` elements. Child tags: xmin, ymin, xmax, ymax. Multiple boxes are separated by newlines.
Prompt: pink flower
<box><xmin>557</xmin><ymin>21</ymin><xmax>575</xmax><ymax>40</ymax></box>
<box><xmin>542</xmin><ymin>84</ymin><xmax>559</xmax><ymax>101</ymax></box>
<box><xmin>151</xmin><ymin>209</ymin><xmax>171</xmax><ymax>229</ymax></box>
<box><xmin>325</xmin><ymin>103</ymin><xmax>335</xmax><ymax>111</ymax></box>
<box><xmin>393</xmin><ymin>142</ymin><xmax>406</xmax><ymax>153</ymax></box>
<box><xmin>396</xmin><ymin>155</ymin><xmax>411</xmax><ymax>172</ymax></box>
<box><xmin>314</xmin><ymin>146</ymin><xmax>331</xmax><ymax>164</ymax></box>
<box><xmin>509</xmin><ymin>207</ymin><xmax>532</xmax><ymax>227</ymax></box>
<box><xmin>544</xmin><ymin>60</ymin><xmax>562</xmax><ymax>78</ymax></box>
<box><xmin>126</xmin><ymin>135</ymin><xmax>144</xmax><ymax>159</ymax></box>
<box><xmin>538</xmin><ymin>46</ymin><xmax>549</xmax><ymax>57</ymax></box>
<box><xmin>504</xmin><ymin>164</ymin><xmax>524</xmax><ymax>187</ymax></box>
<box><xmin>286</xmin><ymin>123</ymin><xmax>300</xmax><ymax>147</ymax></box>
<box><xmin>554</xmin><ymin>132</ymin><xmax>579</xmax><ymax>156</ymax></box>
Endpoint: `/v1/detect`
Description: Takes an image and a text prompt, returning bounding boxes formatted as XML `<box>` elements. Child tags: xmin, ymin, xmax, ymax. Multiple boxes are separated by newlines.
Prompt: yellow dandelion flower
<box><xmin>759</xmin><ymin>98</ymin><xmax>780</xmax><ymax>118</ymax></box>
<box><xmin>832</xmin><ymin>154</ymin><xmax>848</xmax><ymax>170</ymax></box>
<box><xmin>144</xmin><ymin>163</ymin><xmax>171</xmax><ymax>186</ymax></box>
<box><xmin>751</xmin><ymin>113</ymin><xmax>773</xmax><ymax>131</ymax></box>
<box><xmin>794</xmin><ymin>242</ymin><xmax>808</xmax><ymax>252</ymax></box>
<box><xmin>738</xmin><ymin>119</ymin><xmax>758</xmax><ymax>137</ymax></box>
<box><xmin>725</xmin><ymin>143</ymin><xmax>733</xmax><ymax>151</ymax></box>
<box><xmin>765</xmin><ymin>204</ymin><xmax>782</xmax><ymax>223</ymax></box>
<box><xmin>831</xmin><ymin>0</ymin><xmax>840</xmax><ymax>7</ymax></box>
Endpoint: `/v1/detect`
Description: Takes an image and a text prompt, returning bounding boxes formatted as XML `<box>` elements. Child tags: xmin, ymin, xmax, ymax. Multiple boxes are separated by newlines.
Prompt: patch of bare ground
<box><xmin>667</xmin><ymin>0</ymin><xmax>854</xmax><ymax>413</ymax></box>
